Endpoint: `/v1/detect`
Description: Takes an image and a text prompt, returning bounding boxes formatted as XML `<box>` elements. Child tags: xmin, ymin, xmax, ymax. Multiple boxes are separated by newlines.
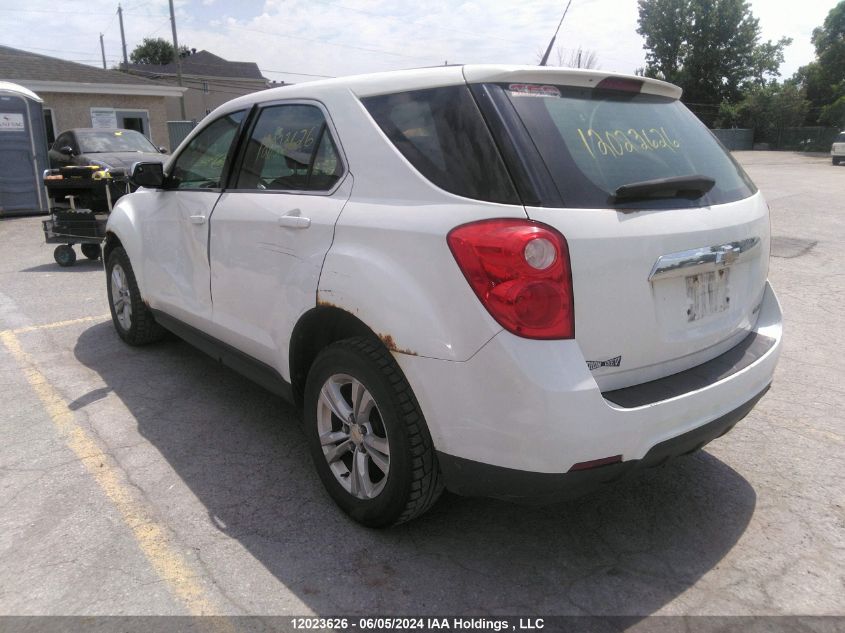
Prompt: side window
<box><xmin>235</xmin><ymin>104</ymin><xmax>343</xmax><ymax>192</ymax></box>
<box><xmin>168</xmin><ymin>110</ymin><xmax>245</xmax><ymax>190</ymax></box>
<box><xmin>361</xmin><ymin>86</ymin><xmax>519</xmax><ymax>204</ymax></box>
<box><xmin>309</xmin><ymin>132</ymin><xmax>343</xmax><ymax>191</ymax></box>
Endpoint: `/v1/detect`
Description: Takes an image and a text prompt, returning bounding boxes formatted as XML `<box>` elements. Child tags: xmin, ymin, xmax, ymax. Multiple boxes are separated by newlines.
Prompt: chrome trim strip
<box><xmin>648</xmin><ymin>237</ymin><xmax>760</xmax><ymax>282</ymax></box>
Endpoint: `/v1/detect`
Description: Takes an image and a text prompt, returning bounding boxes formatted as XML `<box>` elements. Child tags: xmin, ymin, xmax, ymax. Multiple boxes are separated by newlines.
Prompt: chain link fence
<box><xmin>710</xmin><ymin>127</ymin><xmax>839</xmax><ymax>152</ymax></box>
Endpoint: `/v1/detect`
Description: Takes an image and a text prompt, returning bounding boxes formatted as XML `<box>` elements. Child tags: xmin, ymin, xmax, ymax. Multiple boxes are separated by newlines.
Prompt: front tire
<box><xmin>106</xmin><ymin>247</ymin><xmax>166</xmax><ymax>345</ymax></box>
<box><xmin>834</xmin><ymin>157</ymin><xmax>840</xmax><ymax>166</ymax></box>
<box><xmin>304</xmin><ymin>337</ymin><xmax>443</xmax><ymax>527</ymax></box>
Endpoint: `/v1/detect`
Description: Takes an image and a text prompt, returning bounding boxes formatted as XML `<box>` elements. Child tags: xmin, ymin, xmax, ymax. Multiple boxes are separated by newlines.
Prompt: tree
<box><xmin>792</xmin><ymin>1</ymin><xmax>845</xmax><ymax>124</ymax></box>
<box><xmin>820</xmin><ymin>96</ymin><xmax>845</xmax><ymax>128</ymax></box>
<box><xmin>129</xmin><ymin>37</ymin><xmax>190</xmax><ymax>65</ymax></box>
<box><xmin>534</xmin><ymin>45</ymin><xmax>599</xmax><ymax>69</ymax></box>
<box><xmin>637</xmin><ymin>0</ymin><xmax>791</xmax><ymax>116</ymax></box>
<box><xmin>715</xmin><ymin>82</ymin><xmax>810</xmax><ymax>145</ymax></box>
<box><xmin>560</xmin><ymin>46</ymin><xmax>599</xmax><ymax>69</ymax></box>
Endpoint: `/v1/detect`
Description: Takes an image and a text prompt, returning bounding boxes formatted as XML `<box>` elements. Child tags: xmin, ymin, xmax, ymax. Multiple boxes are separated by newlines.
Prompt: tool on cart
<box><xmin>42</xmin><ymin>166</ymin><xmax>130</xmax><ymax>267</ymax></box>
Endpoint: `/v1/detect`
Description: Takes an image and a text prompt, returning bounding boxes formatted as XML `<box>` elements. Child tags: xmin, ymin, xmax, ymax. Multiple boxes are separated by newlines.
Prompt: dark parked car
<box><xmin>49</xmin><ymin>128</ymin><xmax>168</xmax><ymax>173</ymax></box>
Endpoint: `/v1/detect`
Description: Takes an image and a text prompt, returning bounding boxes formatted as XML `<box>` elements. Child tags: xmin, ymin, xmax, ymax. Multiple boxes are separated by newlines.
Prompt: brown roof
<box><xmin>0</xmin><ymin>45</ymin><xmax>170</xmax><ymax>86</ymax></box>
<box><xmin>123</xmin><ymin>50</ymin><xmax>266</xmax><ymax>81</ymax></box>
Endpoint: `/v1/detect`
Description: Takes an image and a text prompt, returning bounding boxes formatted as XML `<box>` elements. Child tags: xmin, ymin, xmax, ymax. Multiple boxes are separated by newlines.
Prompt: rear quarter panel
<box><xmin>317</xmin><ymin>86</ymin><xmax>525</xmax><ymax>361</ymax></box>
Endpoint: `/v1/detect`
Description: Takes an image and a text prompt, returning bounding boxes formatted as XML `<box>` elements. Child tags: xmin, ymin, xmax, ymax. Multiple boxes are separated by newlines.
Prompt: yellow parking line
<box><xmin>0</xmin><ymin>329</ymin><xmax>222</xmax><ymax>616</ymax></box>
<box><xmin>6</xmin><ymin>314</ymin><xmax>111</xmax><ymax>335</ymax></box>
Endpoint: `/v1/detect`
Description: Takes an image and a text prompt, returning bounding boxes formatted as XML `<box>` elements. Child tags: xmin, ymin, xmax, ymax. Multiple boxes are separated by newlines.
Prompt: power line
<box><xmin>306</xmin><ymin>0</ymin><xmax>528</xmax><ymax>47</ymax></box>
<box><xmin>225</xmin><ymin>23</ymin><xmax>434</xmax><ymax>63</ymax></box>
<box><xmin>261</xmin><ymin>68</ymin><xmax>335</xmax><ymax>78</ymax></box>
<box><xmin>8</xmin><ymin>45</ymin><xmax>103</xmax><ymax>57</ymax></box>
<box><xmin>0</xmin><ymin>7</ymin><xmax>102</xmax><ymax>14</ymax></box>
<box><xmin>124</xmin><ymin>10</ymin><xmax>170</xmax><ymax>18</ymax></box>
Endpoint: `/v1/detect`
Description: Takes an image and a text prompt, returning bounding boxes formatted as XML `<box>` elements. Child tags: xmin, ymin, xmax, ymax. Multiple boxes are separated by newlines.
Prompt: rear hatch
<box><xmin>466</xmin><ymin>68</ymin><xmax>770</xmax><ymax>391</ymax></box>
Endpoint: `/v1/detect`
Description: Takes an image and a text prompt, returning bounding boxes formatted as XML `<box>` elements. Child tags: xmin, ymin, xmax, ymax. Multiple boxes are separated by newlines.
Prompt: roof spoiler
<box><xmin>461</xmin><ymin>66</ymin><xmax>682</xmax><ymax>100</ymax></box>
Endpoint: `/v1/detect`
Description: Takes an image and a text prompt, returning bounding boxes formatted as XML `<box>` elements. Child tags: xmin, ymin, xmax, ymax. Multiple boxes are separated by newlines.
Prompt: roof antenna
<box><xmin>539</xmin><ymin>0</ymin><xmax>574</xmax><ymax>66</ymax></box>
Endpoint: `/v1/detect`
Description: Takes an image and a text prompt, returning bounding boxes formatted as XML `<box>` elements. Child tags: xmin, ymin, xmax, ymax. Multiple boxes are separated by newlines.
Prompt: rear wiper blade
<box><xmin>611</xmin><ymin>175</ymin><xmax>715</xmax><ymax>203</ymax></box>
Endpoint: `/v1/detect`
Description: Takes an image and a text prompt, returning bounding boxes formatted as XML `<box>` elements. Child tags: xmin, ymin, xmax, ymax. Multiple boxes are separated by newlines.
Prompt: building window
<box><xmin>202</xmin><ymin>81</ymin><xmax>209</xmax><ymax>94</ymax></box>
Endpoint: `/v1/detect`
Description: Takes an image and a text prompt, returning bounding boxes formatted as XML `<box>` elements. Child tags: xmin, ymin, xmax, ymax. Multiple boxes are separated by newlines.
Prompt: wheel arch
<box><xmin>102</xmin><ymin>231</ymin><xmax>123</xmax><ymax>264</ymax></box>
<box><xmin>289</xmin><ymin>305</ymin><xmax>389</xmax><ymax>408</ymax></box>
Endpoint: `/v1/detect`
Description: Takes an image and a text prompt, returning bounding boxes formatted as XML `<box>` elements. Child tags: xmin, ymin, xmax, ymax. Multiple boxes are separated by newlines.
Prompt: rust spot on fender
<box><xmin>378</xmin><ymin>333</ymin><xmax>417</xmax><ymax>356</ymax></box>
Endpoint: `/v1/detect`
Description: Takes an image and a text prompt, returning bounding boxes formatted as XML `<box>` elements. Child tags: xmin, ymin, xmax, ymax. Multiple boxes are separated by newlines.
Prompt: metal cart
<box><xmin>41</xmin><ymin>166</ymin><xmax>129</xmax><ymax>267</ymax></box>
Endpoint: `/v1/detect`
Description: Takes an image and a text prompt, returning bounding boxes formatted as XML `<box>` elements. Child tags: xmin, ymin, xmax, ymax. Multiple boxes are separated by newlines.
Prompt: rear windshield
<box><xmin>499</xmin><ymin>83</ymin><xmax>756</xmax><ymax>210</ymax></box>
<box><xmin>836</xmin><ymin>133</ymin><xmax>845</xmax><ymax>143</ymax></box>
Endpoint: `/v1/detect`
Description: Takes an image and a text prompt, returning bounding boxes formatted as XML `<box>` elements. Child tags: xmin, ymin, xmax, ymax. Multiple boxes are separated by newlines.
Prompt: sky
<box><xmin>0</xmin><ymin>0</ymin><xmax>839</xmax><ymax>86</ymax></box>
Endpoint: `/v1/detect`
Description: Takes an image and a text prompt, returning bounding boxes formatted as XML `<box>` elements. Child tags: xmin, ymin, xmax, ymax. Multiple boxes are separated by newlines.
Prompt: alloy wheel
<box><xmin>316</xmin><ymin>373</ymin><xmax>390</xmax><ymax>500</ymax></box>
<box><xmin>110</xmin><ymin>263</ymin><xmax>133</xmax><ymax>331</ymax></box>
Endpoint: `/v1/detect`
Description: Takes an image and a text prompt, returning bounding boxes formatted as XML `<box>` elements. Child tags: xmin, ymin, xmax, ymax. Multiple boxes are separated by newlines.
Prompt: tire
<box><xmin>81</xmin><ymin>243</ymin><xmax>101</xmax><ymax>260</ymax></box>
<box><xmin>304</xmin><ymin>337</ymin><xmax>443</xmax><ymax>527</ymax></box>
<box><xmin>54</xmin><ymin>244</ymin><xmax>76</xmax><ymax>267</ymax></box>
<box><xmin>834</xmin><ymin>157</ymin><xmax>840</xmax><ymax>166</ymax></box>
<box><xmin>105</xmin><ymin>247</ymin><xmax>166</xmax><ymax>345</ymax></box>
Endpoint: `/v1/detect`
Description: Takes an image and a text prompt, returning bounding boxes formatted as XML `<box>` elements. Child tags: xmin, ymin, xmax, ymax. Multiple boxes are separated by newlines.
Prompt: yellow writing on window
<box><xmin>257</xmin><ymin>126</ymin><xmax>319</xmax><ymax>160</ymax></box>
<box><xmin>576</xmin><ymin>127</ymin><xmax>681</xmax><ymax>159</ymax></box>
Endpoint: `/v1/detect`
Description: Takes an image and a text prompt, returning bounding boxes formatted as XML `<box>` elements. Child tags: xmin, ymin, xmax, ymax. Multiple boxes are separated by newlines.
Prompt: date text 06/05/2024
<box><xmin>290</xmin><ymin>617</ymin><xmax>546</xmax><ymax>631</ymax></box>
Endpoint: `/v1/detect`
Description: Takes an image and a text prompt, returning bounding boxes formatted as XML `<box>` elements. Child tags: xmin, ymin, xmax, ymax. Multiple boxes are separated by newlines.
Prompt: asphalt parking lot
<box><xmin>0</xmin><ymin>151</ymin><xmax>842</xmax><ymax>620</ymax></box>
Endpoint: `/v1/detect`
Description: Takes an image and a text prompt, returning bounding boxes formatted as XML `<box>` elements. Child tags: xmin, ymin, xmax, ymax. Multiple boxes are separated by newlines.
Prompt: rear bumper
<box><xmin>437</xmin><ymin>385</ymin><xmax>767</xmax><ymax>503</ymax></box>
<box><xmin>394</xmin><ymin>281</ymin><xmax>782</xmax><ymax>489</ymax></box>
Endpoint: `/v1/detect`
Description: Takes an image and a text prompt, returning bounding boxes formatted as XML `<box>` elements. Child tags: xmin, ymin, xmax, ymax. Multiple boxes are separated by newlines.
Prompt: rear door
<box><xmin>472</xmin><ymin>77</ymin><xmax>769</xmax><ymax>390</ymax></box>
<box><xmin>139</xmin><ymin>110</ymin><xmax>246</xmax><ymax>327</ymax></box>
<box><xmin>208</xmin><ymin>102</ymin><xmax>350</xmax><ymax>370</ymax></box>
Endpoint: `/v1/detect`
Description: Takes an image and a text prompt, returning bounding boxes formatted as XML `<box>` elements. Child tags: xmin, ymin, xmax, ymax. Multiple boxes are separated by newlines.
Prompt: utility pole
<box><xmin>118</xmin><ymin>4</ymin><xmax>128</xmax><ymax>66</ymax></box>
<box><xmin>540</xmin><ymin>0</ymin><xmax>573</xmax><ymax>66</ymax></box>
<box><xmin>168</xmin><ymin>0</ymin><xmax>187</xmax><ymax>120</ymax></box>
<box><xmin>99</xmin><ymin>33</ymin><xmax>107</xmax><ymax>69</ymax></box>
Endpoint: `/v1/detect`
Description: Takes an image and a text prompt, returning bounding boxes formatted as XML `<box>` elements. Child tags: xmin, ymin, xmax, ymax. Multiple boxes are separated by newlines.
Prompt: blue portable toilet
<box><xmin>0</xmin><ymin>81</ymin><xmax>49</xmax><ymax>216</ymax></box>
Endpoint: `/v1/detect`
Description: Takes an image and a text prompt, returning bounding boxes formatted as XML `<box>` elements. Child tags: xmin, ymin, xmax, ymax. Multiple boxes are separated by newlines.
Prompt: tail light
<box><xmin>447</xmin><ymin>219</ymin><xmax>574</xmax><ymax>339</ymax></box>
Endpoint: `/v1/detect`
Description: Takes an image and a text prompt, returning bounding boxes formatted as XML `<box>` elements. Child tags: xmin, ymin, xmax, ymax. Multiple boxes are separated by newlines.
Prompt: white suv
<box><xmin>832</xmin><ymin>131</ymin><xmax>845</xmax><ymax>165</ymax></box>
<box><xmin>105</xmin><ymin>65</ymin><xmax>782</xmax><ymax>526</ymax></box>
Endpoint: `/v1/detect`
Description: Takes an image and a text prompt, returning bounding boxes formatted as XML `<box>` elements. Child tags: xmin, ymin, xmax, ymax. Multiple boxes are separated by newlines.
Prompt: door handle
<box><xmin>190</xmin><ymin>215</ymin><xmax>207</xmax><ymax>225</ymax></box>
<box><xmin>277</xmin><ymin>209</ymin><xmax>311</xmax><ymax>229</ymax></box>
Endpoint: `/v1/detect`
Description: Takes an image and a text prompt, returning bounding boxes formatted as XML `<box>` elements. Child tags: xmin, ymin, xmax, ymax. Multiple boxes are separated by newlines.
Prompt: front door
<box><xmin>208</xmin><ymin>103</ymin><xmax>350</xmax><ymax>373</ymax></box>
<box><xmin>140</xmin><ymin>109</ymin><xmax>246</xmax><ymax>327</ymax></box>
<box><xmin>0</xmin><ymin>94</ymin><xmax>43</xmax><ymax>215</ymax></box>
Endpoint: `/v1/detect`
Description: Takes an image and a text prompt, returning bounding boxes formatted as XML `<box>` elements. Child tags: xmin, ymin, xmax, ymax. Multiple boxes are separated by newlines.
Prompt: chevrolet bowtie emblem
<box><xmin>586</xmin><ymin>356</ymin><xmax>622</xmax><ymax>370</ymax></box>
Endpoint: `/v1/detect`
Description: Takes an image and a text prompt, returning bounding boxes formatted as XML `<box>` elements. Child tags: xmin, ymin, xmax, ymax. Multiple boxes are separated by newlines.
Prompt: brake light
<box><xmin>595</xmin><ymin>77</ymin><xmax>643</xmax><ymax>93</ymax></box>
<box><xmin>447</xmin><ymin>219</ymin><xmax>574</xmax><ymax>339</ymax></box>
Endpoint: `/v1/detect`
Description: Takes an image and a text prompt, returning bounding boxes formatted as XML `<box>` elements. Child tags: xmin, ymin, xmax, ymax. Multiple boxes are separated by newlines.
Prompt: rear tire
<box><xmin>54</xmin><ymin>244</ymin><xmax>76</xmax><ymax>267</ymax></box>
<box><xmin>304</xmin><ymin>337</ymin><xmax>443</xmax><ymax>527</ymax></box>
<box><xmin>81</xmin><ymin>243</ymin><xmax>101</xmax><ymax>260</ymax></box>
<box><xmin>106</xmin><ymin>247</ymin><xmax>166</xmax><ymax>345</ymax></box>
<box><xmin>834</xmin><ymin>157</ymin><xmax>840</xmax><ymax>166</ymax></box>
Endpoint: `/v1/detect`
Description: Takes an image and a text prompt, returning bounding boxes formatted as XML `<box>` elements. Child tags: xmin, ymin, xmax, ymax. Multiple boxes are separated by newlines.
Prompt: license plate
<box><xmin>686</xmin><ymin>269</ymin><xmax>729</xmax><ymax>321</ymax></box>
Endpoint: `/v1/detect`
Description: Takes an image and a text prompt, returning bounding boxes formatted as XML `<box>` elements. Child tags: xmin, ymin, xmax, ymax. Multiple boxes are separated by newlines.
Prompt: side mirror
<box><xmin>131</xmin><ymin>162</ymin><xmax>165</xmax><ymax>188</ymax></box>
<box><xmin>59</xmin><ymin>146</ymin><xmax>74</xmax><ymax>156</ymax></box>
<box><xmin>158</xmin><ymin>147</ymin><xmax>169</xmax><ymax>154</ymax></box>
